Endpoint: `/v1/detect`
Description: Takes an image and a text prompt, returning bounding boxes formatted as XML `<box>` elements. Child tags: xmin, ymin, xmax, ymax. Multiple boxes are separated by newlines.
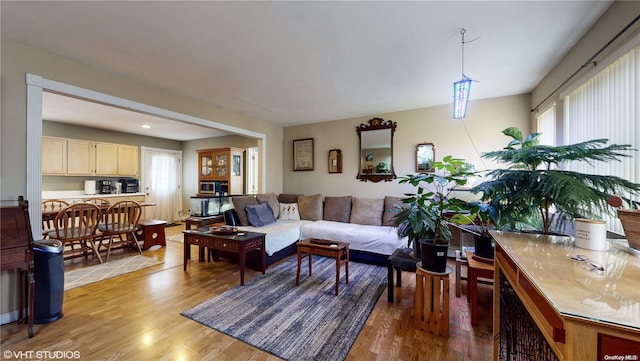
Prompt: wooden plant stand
<box><xmin>415</xmin><ymin>263</ymin><xmax>452</xmax><ymax>337</ymax></box>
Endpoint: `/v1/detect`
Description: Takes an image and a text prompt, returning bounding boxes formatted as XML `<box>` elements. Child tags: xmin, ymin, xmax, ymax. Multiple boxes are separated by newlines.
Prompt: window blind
<box><xmin>563</xmin><ymin>46</ymin><xmax>640</xmax><ymax>234</ymax></box>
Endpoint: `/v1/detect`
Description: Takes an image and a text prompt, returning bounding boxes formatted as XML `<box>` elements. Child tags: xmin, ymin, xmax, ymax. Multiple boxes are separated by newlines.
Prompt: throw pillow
<box><xmin>298</xmin><ymin>194</ymin><xmax>323</xmax><ymax>221</ymax></box>
<box><xmin>323</xmin><ymin>196</ymin><xmax>353</xmax><ymax>223</ymax></box>
<box><xmin>350</xmin><ymin>197</ymin><xmax>384</xmax><ymax>226</ymax></box>
<box><xmin>256</xmin><ymin>192</ymin><xmax>280</xmax><ymax>219</ymax></box>
<box><xmin>231</xmin><ymin>196</ymin><xmax>259</xmax><ymax>226</ymax></box>
<box><xmin>278</xmin><ymin>193</ymin><xmax>302</xmax><ymax>204</ymax></box>
<box><xmin>383</xmin><ymin>196</ymin><xmax>406</xmax><ymax>226</ymax></box>
<box><xmin>245</xmin><ymin>203</ymin><xmax>277</xmax><ymax>227</ymax></box>
<box><xmin>279</xmin><ymin>203</ymin><xmax>301</xmax><ymax>220</ymax></box>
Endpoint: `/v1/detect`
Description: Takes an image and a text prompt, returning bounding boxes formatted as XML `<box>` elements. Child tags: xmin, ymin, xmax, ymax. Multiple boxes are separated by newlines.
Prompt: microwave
<box><xmin>119</xmin><ymin>178</ymin><xmax>139</xmax><ymax>193</ymax></box>
<box><xmin>199</xmin><ymin>181</ymin><xmax>221</xmax><ymax>194</ymax></box>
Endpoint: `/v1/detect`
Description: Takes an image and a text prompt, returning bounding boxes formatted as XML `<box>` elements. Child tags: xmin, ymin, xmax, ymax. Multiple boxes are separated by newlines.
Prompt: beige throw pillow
<box><xmin>298</xmin><ymin>194</ymin><xmax>323</xmax><ymax>221</ymax></box>
<box><xmin>256</xmin><ymin>192</ymin><xmax>280</xmax><ymax>219</ymax></box>
<box><xmin>323</xmin><ymin>196</ymin><xmax>353</xmax><ymax>223</ymax></box>
<box><xmin>383</xmin><ymin>196</ymin><xmax>406</xmax><ymax>226</ymax></box>
<box><xmin>350</xmin><ymin>197</ymin><xmax>384</xmax><ymax>226</ymax></box>
<box><xmin>231</xmin><ymin>196</ymin><xmax>260</xmax><ymax>226</ymax></box>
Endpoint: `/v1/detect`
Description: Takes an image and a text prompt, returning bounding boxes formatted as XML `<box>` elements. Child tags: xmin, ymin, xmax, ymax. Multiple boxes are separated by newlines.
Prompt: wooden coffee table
<box><xmin>296</xmin><ymin>238</ymin><xmax>349</xmax><ymax>295</ymax></box>
<box><xmin>183</xmin><ymin>229</ymin><xmax>265</xmax><ymax>285</ymax></box>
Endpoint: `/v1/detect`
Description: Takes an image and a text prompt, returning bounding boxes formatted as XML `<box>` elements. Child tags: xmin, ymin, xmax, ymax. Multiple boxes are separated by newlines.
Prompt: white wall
<box><xmin>283</xmin><ymin>94</ymin><xmax>531</xmax><ymax>199</ymax></box>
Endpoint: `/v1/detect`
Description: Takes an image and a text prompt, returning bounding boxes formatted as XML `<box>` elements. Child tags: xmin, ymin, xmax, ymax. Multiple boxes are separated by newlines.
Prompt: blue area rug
<box><xmin>181</xmin><ymin>255</ymin><xmax>387</xmax><ymax>361</ymax></box>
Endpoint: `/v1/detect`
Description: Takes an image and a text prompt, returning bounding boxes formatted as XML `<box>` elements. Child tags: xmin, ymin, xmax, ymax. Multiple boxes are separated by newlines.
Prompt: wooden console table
<box><xmin>183</xmin><ymin>229</ymin><xmax>265</xmax><ymax>285</ymax></box>
<box><xmin>1</xmin><ymin>196</ymin><xmax>35</xmax><ymax>338</ymax></box>
<box><xmin>491</xmin><ymin>231</ymin><xmax>640</xmax><ymax>360</ymax></box>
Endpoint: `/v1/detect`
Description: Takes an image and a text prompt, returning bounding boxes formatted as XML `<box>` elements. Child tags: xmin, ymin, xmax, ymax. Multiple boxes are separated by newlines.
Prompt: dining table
<box><xmin>42</xmin><ymin>201</ymin><xmax>156</xmax><ymax>223</ymax></box>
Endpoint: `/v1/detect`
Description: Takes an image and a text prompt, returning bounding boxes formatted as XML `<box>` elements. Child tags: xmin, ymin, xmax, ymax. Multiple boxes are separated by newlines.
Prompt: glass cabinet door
<box><xmin>215</xmin><ymin>153</ymin><xmax>228</xmax><ymax>178</ymax></box>
<box><xmin>200</xmin><ymin>155</ymin><xmax>213</xmax><ymax>177</ymax></box>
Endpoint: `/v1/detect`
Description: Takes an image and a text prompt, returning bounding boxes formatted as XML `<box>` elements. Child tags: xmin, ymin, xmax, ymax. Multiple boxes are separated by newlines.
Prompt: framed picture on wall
<box><xmin>293</xmin><ymin>138</ymin><xmax>314</xmax><ymax>171</ymax></box>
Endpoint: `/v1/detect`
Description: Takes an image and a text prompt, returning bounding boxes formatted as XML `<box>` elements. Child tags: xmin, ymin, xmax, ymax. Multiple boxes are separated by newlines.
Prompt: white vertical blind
<box><xmin>563</xmin><ymin>46</ymin><xmax>640</xmax><ymax>233</ymax></box>
<box><xmin>536</xmin><ymin>104</ymin><xmax>556</xmax><ymax>146</ymax></box>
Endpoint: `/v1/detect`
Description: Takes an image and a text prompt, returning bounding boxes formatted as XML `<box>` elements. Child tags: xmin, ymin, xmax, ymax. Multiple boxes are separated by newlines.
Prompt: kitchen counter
<box><xmin>491</xmin><ymin>231</ymin><xmax>640</xmax><ymax>360</ymax></box>
<box><xmin>43</xmin><ymin>191</ymin><xmax>146</xmax><ymax>201</ymax></box>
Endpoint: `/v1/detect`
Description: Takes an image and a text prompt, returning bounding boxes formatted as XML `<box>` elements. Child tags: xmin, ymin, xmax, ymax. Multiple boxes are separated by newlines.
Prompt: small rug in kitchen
<box><xmin>64</xmin><ymin>255</ymin><xmax>163</xmax><ymax>290</ymax></box>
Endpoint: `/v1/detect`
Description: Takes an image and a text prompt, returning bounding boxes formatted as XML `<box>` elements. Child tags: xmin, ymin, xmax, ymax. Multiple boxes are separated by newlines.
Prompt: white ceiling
<box><xmin>2</xmin><ymin>1</ymin><xmax>612</xmax><ymax>140</ymax></box>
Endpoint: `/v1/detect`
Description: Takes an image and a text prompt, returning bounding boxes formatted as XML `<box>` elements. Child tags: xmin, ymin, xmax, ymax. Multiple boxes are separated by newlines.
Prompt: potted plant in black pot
<box><xmin>393</xmin><ymin>155</ymin><xmax>474</xmax><ymax>272</ymax></box>
<box><xmin>471</xmin><ymin>127</ymin><xmax>640</xmax><ymax>236</ymax></box>
<box><xmin>452</xmin><ymin>200</ymin><xmax>502</xmax><ymax>260</ymax></box>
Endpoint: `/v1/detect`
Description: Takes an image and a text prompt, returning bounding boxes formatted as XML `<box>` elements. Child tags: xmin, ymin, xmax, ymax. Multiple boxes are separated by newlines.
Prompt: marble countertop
<box><xmin>491</xmin><ymin>230</ymin><xmax>640</xmax><ymax>331</ymax></box>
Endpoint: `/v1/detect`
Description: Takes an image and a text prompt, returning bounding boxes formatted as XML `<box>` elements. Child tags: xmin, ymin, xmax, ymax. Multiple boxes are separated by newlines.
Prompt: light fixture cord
<box><xmin>461</xmin><ymin>28</ymin><xmax>466</xmax><ymax>78</ymax></box>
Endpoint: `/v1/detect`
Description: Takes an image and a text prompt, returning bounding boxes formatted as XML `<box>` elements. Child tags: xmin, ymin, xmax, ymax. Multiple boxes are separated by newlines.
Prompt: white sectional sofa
<box><xmin>229</xmin><ymin>193</ymin><xmax>407</xmax><ymax>267</ymax></box>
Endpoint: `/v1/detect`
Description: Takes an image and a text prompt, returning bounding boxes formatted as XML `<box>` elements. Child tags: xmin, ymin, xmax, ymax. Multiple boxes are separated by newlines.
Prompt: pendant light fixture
<box><xmin>453</xmin><ymin>28</ymin><xmax>476</xmax><ymax>119</ymax></box>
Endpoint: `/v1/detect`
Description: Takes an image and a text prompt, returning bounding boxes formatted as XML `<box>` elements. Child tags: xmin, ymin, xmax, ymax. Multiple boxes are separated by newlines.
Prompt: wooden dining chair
<box><xmin>98</xmin><ymin>200</ymin><xmax>143</xmax><ymax>262</ymax></box>
<box><xmin>48</xmin><ymin>202</ymin><xmax>103</xmax><ymax>263</ymax></box>
<box><xmin>82</xmin><ymin>198</ymin><xmax>110</xmax><ymax>207</ymax></box>
<box><xmin>41</xmin><ymin>199</ymin><xmax>69</xmax><ymax>238</ymax></box>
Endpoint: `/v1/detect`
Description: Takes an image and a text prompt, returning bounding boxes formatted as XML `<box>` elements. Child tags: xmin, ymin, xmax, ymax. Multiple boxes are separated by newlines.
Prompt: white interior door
<box><xmin>141</xmin><ymin>147</ymin><xmax>182</xmax><ymax>223</ymax></box>
<box><xmin>246</xmin><ymin>146</ymin><xmax>259</xmax><ymax>194</ymax></box>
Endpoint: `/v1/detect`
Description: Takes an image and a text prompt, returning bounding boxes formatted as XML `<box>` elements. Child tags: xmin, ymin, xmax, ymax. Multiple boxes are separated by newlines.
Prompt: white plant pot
<box><xmin>574</xmin><ymin>218</ymin><xmax>608</xmax><ymax>251</ymax></box>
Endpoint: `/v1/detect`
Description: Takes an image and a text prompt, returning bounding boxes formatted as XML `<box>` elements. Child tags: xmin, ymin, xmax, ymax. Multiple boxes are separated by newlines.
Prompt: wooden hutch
<box><xmin>197</xmin><ymin>147</ymin><xmax>244</xmax><ymax>195</ymax></box>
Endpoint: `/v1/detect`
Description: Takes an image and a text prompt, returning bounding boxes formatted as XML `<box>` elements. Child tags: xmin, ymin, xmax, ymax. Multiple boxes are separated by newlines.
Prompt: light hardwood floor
<box><xmin>1</xmin><ymin>223</ymin><xmax>493</xmax><ymax>360</ymax></box>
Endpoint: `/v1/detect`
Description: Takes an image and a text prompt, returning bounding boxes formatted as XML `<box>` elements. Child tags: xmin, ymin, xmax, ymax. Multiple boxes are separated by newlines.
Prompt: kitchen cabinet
<box><xmin>42</xmin><ymin>136</ymin><xmax>138</xmax><ymax>176</ymax></box>
<box><xmin>197</xmin><ymin>147</ymin><xmax>244</xmax><ymax>195</ymax></box>
<box><xmin>67</xmin><ymin>139</ymin><xmax>95</xmax><ymax>175</ymax></box>
<box><xmin>118</xmin><ymin>145</ymin><xmax>139</xmax><ymax>177</ymax></box>
<box><xmin>42</xmin><ymin>136</ymin><xmax>67</xmax><ymax>174</ymax></box>
<box><xmin>95</xmin><ymin>143</ymin><xmax>118</xmax><ymax>175</ymax></box>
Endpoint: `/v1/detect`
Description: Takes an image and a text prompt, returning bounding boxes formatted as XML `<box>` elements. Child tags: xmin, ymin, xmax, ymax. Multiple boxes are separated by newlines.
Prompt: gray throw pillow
<box><xmin>350</xmin><ymin>197</ymin><xmax>384</xmax><ymax>226</ymax></box>
<box><xmin>383</xmin><ymin>196</ymin><xmax>406</xmax><ymax>226</ymax></box>
<box><xmin>323</xmin><ymin>196</ymin><xmax>352</xmax><ymax>223</ymax></box>
<box><xmin>245</xmin><ymin>203</ymin><xmax>277</xmax><ymax>227</ymax></box>
<box><xmin>298</xmin><ymin>194</ymin><xmax>323</xmax><ymax>221</ymax></box>
<box><xmin>231</xmin><ymin>196</ymin><xmax>259</xmax><ymax>226</ymax></box>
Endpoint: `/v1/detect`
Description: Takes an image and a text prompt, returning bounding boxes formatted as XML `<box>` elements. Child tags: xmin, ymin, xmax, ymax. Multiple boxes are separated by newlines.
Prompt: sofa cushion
<box><xmin>278</xmin><ymin>194</ymin><xmax>302</xmax><ymax>204</ymax></box>
<box><xmin>231</xmin><ymin>196</ymin><xmax>260</xmax><ymax>226</ymax></box>
<box><xmin>256</xmin><ymin>192</ymin><xmax>280</xmax><ymax>219</ymax></box>
<box><xmin>382</xmin><ymin>196</ymin><xmax>406</xmax><ymax>226</ymax></box>
<box><xmin>246</xmin><ymin>203</ymin><xmax>277</xmax><ymax>227</ymax></box>
<box><xmin>279</xmin><ymin>203</ymin><xmax>301</xmax><ymax>221</ymax></box>
<box><xmin>323</xmin><ymin>196</ymin><xmax>352</xmax><ymax>223</ymax></box>
<box><xmin>350</xmin><ymin>197</ymin><xmax>384</xmax><ymax>226</ymax></box>
<box><xmin>298</xmin><ymin>194</ymin><xmax>323</xmax><ymax>221</ymax></box>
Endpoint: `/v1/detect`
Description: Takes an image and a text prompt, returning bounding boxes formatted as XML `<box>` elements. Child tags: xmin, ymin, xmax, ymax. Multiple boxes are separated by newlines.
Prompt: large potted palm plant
<box><xmin>471</xmin><ymin>127</ymin><xmax>640</xmax><ymax>236</ymax></box>
<box><xmin>393</xmin><ymin>156</ymin><xmax>473</xmax><ymax>272</ymax></box>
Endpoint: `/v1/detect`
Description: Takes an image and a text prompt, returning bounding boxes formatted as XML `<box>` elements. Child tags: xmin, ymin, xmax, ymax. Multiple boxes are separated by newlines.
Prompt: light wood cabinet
<box><xmin>118</xmin><ymin>145</ymin><xmax>139</xmax><ymax>177</ymax></box>
<box><xmin>42</xmin><ymin>136</ymin><xmax>67</xmax><ymax>174</ymax></box>
<box><xmin>95</xmin><ymin>143</ymin><xmax>118</xmax><ymax>175</ymax></box>
<box><xmin>67</xmin><ymin>139</ymin><xmax>95</xmax><ymax>175</ymax></box>
<box><xmin>197</xmin><ymin>147</ymin><xmax>244</xmax><ymax>195</ymax></box>
<box><xmin>42</xmin><ymin>136</ymin><xmax>139</xmax><ymax>176</ymax></box>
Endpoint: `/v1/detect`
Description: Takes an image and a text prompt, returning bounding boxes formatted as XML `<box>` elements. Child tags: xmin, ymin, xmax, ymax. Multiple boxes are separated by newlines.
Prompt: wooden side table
<box><xmin>138</xmin><ymin>219</ymin><xmax>167</xmax><ymax>250</ymax></box>
<box><xmin>466</xmin><ymin>251</ymin><xmax>494</xmax><ymax>326</ymax></box>
<box><xmin>415</xmin><ymin>262</ymin><xmax>452</xmax><ymax>337</ymax></box>
<box><xmin>296</xmin><ymin>238</ymin><xmax>349</xmax><ymax>295</ymax></box>
<box><xmin>387</xmin><ymin>248</ymin><xmax>418</xmax><ymax>302</ymax></box>
<box><xmin>184</xmin><ymin>215</ymin><xmax>224</xmax><ymax>230</ymax></box>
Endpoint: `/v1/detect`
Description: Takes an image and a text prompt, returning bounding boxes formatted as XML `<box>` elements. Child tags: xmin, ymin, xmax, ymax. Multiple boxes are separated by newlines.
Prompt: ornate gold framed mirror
<box><xmin>356</xmin><ymin>117</ymin><xmax>397</xmax><ymax>182</ymax></box>
<box><xmin>416</xmin><ymin>143</ymin><xmax>435</xmax><ymax>172</ymax></box>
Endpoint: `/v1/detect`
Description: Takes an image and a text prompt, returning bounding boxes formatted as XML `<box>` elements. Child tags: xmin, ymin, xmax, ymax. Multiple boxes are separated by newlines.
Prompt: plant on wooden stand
<box><xmin>393</xmin><ymin>155</ymin><xmax>474</xmax><ymax>272</ymax></box>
